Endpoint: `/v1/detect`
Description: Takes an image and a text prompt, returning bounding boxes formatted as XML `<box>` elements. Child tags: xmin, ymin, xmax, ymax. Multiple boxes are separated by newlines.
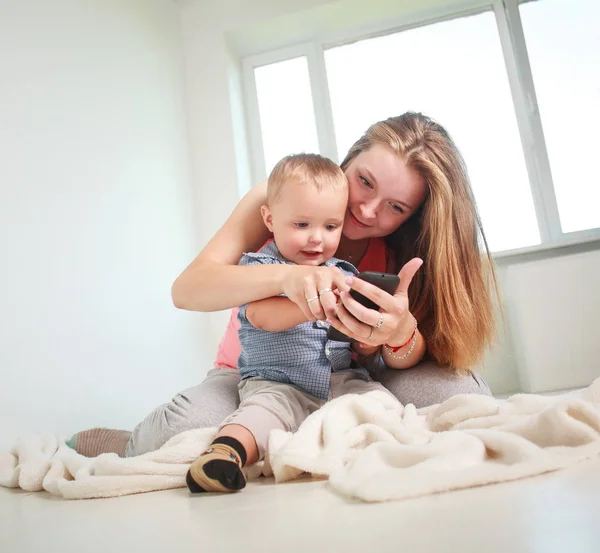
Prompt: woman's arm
<box><xmin>171</xmin><ymin>181</ymin><xmax>349</xmax><ymax>318</ymax></box>
<box><xmin>380</xmin><ymin>328</ymin><xmax>426</xmax><ymax>369</ymax></box>
<box><xmin>246</xmin><ymin>297</ymin><xmax>308</xmax><ymax>331</ymax></box>
<box><xmin>171</xmin><ymin>181</ymin><xmax>275</xmax><ymax>311</ymax></box>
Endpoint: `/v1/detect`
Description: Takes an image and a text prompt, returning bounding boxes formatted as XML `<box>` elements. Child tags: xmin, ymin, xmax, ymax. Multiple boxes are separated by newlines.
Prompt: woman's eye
<box><xmin>390</xmin><ymin>203</ymin><xmax>404</xmax><ymax>214</ymax></box>
<box><xmin>360</xmin><ymin>176</ymin><xmax>373</xmax><ymax>189</ymax></box>
<box><xmin>295</xmin><ymin>222</ymin><xmax>309</xmax><ymax>228</ymax></box>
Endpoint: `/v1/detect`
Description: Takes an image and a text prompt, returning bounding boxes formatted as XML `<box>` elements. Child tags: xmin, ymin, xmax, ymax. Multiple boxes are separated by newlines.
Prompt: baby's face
<box><xmin>265</xmin><ymin>179</ymin><xmax>348</xmax><ymax>266</ymax></box>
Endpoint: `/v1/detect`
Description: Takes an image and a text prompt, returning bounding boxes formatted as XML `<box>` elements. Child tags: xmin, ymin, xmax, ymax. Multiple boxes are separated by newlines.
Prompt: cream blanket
<box><xmin>2</xmin><ymin>379</ymin><xmax>600</xmax><ymax>502</ymax></box>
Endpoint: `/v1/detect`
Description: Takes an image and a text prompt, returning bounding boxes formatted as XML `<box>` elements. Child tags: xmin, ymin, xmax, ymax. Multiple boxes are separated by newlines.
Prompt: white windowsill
<box><xmin>492</xmin><ymin>229</ymin><xmax>600</xmax><ymax>264</ymax></box>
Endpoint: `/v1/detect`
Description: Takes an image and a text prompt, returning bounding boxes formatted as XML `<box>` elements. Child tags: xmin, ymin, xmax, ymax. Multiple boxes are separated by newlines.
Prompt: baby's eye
<box><xmin>325</xmin><ymin>224</ymin><xmax>338</xmax><ymax>231</ymax></box>
<box><xmin>295</xmin><ymin>222</ymin><xmax>309</xmax><ymax>228</ymax></box>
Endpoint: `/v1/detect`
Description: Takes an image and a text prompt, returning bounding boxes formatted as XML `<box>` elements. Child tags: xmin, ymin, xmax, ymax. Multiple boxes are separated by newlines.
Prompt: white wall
<box><xmin>179</xmin><ymin>0</ymin><xmax>600</xmax><ymax>396</ymax></box>
<box><xmin>504</xmin><ymin>250</ymin><xmax>600</xmax><ymax>393</ymax></box>
<box><xmin>0</xmin><ymin>0</ymin><xmax>209</xmax><ymax>450</ymax></box>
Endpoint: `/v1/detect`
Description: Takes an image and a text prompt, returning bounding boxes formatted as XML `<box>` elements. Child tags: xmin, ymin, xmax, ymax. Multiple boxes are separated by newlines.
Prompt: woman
<box><xmin>71</xmin><ymin>112</ymin><xmax>498</xmax><ymax>458</ymax></box>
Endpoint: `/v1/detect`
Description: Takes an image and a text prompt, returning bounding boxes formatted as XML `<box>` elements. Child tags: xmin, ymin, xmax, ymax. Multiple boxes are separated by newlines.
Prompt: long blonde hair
<box><xmin>341</xmin><ymin>113</ymin><xmax>499</xmax><ymax>372</ymax></box>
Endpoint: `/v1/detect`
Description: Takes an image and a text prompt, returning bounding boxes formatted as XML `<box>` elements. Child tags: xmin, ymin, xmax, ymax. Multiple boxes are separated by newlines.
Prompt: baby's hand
<box><xmin>351</xmin><ymin>341</ymin><xmax>379</xmax><ymax>356</ymax></box>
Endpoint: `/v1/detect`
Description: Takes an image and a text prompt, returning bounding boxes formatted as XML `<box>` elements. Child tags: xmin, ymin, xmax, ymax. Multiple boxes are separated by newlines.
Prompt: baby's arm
<box><xmin>352</xmin><ymin>342</ymin><xmax>382</xmax><ymax>372</ymax></box>
<box><xmin>246</xmin><ymin>297</ymin><xmax>308</xmax><ymax>331</ymax></box>
<box><xmin>352</xmin><ymin>343</ymin><xmax>380</xmax><ymax>356</ymax></box>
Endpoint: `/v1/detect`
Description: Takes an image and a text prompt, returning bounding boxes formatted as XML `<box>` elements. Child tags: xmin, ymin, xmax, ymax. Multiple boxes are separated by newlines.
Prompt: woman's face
<box><xmin>342</xmin><ymin>143</ymin><xmax>428</xmax><ymax>241</ymax></box>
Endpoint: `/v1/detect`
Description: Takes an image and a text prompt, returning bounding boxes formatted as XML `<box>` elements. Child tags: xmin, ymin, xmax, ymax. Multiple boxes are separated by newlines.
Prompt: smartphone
<box><xmin>326</xmin><ymin>271</ymin><xmax>400</xmax><ymax>342</ymax></box>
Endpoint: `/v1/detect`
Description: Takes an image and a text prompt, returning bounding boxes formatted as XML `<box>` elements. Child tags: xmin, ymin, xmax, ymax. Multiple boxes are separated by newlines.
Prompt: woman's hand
<box><xmin>326</xmin><ymin>258</ymin><xmax>423</xmax><ymax>347</ymax></box>
<box><xmin>281</xmin><ymin>265</ymin><xmax>351</xmax><ymax>323</ymax></box>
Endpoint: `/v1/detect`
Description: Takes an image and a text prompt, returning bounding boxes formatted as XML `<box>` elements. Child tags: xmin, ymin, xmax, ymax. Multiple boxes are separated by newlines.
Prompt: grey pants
<box><xmin>125</xmin><ymin>362</ymin><xmax>491</xmax><ymax>457</ymax></box>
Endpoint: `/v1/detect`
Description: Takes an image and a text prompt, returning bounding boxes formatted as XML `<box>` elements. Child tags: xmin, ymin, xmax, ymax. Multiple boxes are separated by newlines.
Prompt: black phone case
<box><xmin>327</xmin><ymin>271</ymin><xmax>400</xmax><ymax>342</ymax></box>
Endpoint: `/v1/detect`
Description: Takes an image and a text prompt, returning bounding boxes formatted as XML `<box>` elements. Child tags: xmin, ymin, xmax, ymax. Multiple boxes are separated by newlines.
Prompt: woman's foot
<box><xmin>66</xmin><ymin>428</ymin><xmax>131</xmax><ymax>457</ymax></box>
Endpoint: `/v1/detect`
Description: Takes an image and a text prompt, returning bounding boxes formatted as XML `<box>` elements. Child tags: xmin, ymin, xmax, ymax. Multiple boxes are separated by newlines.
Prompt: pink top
<box><xmin>213</xmin><ymin>237</ymin><xmax>390</xmax><ymax>369</ymax></box>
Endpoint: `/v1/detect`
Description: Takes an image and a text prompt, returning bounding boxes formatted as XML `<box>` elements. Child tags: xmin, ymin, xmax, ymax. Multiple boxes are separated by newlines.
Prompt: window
<box><xmin>253</xmin><ymin>57</ymin><xmax>319</xmax><ymax>175</ymax></box>
<box><xmin>243</xmin><ymin>0</ymin><xmax>600</xmax><ymax>254</ymax></box>
<box><xmin>325</xmin><ymin>11</ymin><xmax>540</xmax><ymax>252</ymax></box>
<box><xmin>520</xmin><ymin>0</ymin><xmax>600</xmax><ymax>234</ymax></box>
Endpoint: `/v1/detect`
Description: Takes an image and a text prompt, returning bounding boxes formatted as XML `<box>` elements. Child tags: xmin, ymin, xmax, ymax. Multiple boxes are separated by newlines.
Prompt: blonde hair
<box><xmin>267</xmin><ymin>153</ymin><xmax>347</xmax><ymax>204</ymax></box>
<box><xmin>341</xmin><ymin>113</ymin><xmax>499</xmax><ymax>372</ymax></box>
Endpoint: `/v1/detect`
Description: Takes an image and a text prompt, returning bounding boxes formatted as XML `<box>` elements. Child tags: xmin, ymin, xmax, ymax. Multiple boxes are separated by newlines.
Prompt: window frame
<box><xmin>241</xmin><ymin>0</ymin><xmax>600</xmax><ymax>256</ymax></box>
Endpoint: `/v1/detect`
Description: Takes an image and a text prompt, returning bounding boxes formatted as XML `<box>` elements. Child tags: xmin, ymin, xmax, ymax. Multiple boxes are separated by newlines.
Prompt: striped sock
<box><xmin>67</xmin><ymin>428</ymin><xmax>131</xmax><ymax>458</ymax></box>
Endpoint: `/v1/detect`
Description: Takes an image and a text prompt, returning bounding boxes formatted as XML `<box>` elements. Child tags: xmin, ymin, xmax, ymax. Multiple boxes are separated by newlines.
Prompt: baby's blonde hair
<box><xmin>267</xmin><ymin>153</ymin><xmax>347</xmax><ymax>204</ymax></box>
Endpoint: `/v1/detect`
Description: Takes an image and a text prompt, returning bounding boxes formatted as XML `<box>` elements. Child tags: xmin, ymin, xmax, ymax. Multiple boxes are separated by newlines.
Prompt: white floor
<box><xmin>2</xmin><ymin>458</ymin><xmax>600</xmax><ymax>553</ymax></box>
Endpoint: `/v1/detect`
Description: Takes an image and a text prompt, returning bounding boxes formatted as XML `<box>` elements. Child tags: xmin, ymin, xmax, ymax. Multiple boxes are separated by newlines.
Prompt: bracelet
<box><xmin>384</xmin><ymin>319</ymin><xmax>418</xmax><ymax>361</ymax></box>
<box><xmin>384</xmin><ymin>331</ymin><xmax>417</xmax><ymax>360</ymax></box>
<box><xmin>385</xmin><ymin>318</ymin><xmax>418</xmax><ymax>352</ymax></box>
